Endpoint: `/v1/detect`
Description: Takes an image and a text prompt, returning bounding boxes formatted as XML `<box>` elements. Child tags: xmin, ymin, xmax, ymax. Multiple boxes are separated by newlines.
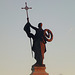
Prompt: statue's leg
<box><xmin>36</xmin><ymin>55</ymin><xmax>43</xmax><ymax>66</ymax></box>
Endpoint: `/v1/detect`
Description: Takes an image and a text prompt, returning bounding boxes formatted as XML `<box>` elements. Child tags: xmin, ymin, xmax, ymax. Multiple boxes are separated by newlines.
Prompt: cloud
<box><xmin>68</xmin><ymin>27</ymin><xmax>75</xmax><ymax>33</ymax></box>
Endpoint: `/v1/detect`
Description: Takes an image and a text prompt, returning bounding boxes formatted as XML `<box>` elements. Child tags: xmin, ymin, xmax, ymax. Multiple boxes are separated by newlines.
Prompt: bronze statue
<box><xmin>22</xmin><ymin>2</ymin><xmax>53</xmax><ymax>67</ymax></box>
<box><xmin>24</xmin><ymin>21</ymin><xmax>53</xmax><ymax>66</ymax></box>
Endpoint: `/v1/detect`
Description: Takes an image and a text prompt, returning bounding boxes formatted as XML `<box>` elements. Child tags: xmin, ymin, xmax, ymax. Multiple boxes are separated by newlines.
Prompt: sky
<box><xmin>0</xmin><ymin>0</ymin><xmax>75</xmax><ymax>75</ymax></box>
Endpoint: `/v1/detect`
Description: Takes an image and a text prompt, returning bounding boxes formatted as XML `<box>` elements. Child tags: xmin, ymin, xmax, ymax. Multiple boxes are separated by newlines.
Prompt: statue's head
<box><xmin>38</xmin><ymin>23</ymin><xmax>42</xmax><ymax>29</ymax></box>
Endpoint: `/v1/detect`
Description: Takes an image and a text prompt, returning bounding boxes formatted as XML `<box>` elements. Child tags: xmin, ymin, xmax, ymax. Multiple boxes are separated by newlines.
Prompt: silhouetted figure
<box><xmin>24</xmin><ymin>21</ymin><xmax>53</xmax><ymax>66</ymax></box>
<box><xmin>22</xmin><ymin>2</ymin><xmax>53</xmax><ymax>67</ymax></box>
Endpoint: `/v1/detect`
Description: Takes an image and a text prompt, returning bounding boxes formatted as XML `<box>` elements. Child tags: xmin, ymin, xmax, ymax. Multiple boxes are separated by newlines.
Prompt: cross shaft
<box><xmin>21</xmin><ymin>2</ymin><xmax>32</xmax><ymax>21</ymax></box>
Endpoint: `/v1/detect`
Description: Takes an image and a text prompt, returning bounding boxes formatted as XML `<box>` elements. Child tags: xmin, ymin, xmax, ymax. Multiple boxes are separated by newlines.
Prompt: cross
<box><xmin>21</xmin><ymin>2</ymin><xmax>32</xmax><ymax>22</ymax></box>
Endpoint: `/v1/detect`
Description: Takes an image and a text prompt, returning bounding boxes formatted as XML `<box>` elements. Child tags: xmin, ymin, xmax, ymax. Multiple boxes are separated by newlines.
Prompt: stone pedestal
<box><xmin>30</xmin><ymin>66</ymin><xmax>49</xmax><ymax>75</ymax></box>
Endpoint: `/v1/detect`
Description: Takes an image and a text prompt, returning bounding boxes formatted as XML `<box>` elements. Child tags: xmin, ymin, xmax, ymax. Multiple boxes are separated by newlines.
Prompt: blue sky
<box><xmin>0</xmin><ymin>0</ymin><xmax>75</xmax><ymax>75</ymax></box>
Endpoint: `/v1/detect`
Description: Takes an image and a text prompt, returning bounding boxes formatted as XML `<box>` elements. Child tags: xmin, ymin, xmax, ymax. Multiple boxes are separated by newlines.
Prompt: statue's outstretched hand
<box><xmin>27</xmin><ymin>18</ymin><xmax>29</xmax><ymax>22</ymax></box>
